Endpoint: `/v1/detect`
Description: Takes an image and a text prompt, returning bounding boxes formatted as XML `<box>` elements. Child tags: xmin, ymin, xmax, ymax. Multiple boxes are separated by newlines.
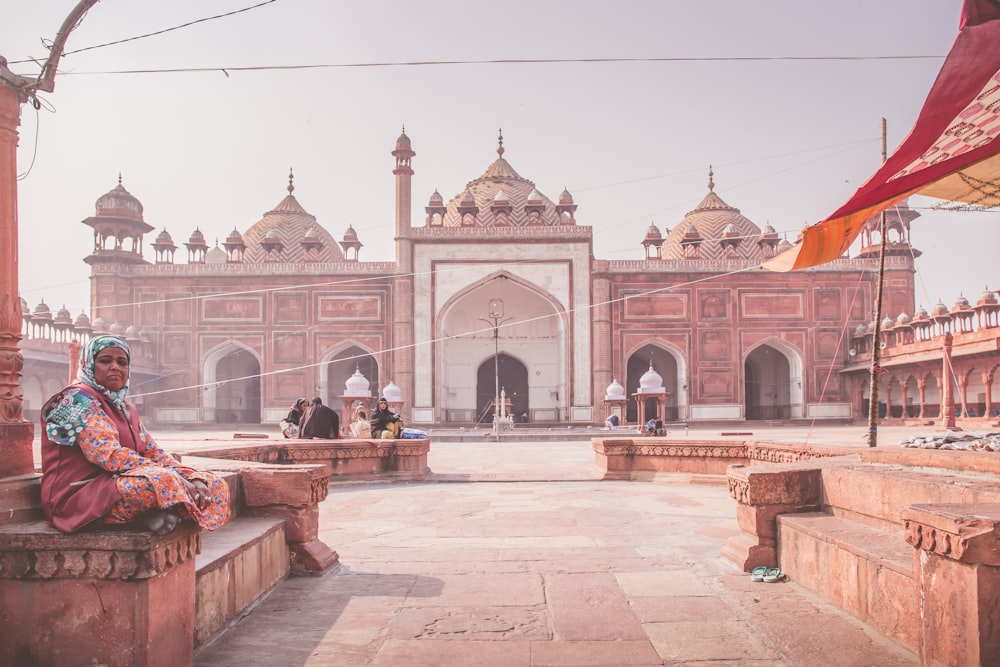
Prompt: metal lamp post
<box><xmin>479</xmin><ymin>297</ymin><xmax>512</xmax><ymax>434</ymax></box>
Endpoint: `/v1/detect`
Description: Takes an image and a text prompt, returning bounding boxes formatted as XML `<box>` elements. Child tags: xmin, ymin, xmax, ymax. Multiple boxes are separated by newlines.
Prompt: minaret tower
<box><xmin>391</xmin><ymin>127</ymin><xmax>415</xmax><ymax>421</ymax></box>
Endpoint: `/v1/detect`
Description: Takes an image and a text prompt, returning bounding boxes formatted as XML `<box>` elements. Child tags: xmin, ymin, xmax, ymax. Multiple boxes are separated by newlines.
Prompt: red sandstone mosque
<box><xmin>19</xmin><ymin>131</ymin><xmax>1000</xmax><ymax>428</ymax></box>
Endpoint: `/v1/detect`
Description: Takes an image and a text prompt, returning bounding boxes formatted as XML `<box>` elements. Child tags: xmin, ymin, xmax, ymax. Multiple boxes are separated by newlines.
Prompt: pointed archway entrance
<box><xmin>204</xmin><ymin>343</ymin><xmax>261</xmax><ymax>424</ymax></box>
<box><xmin>744</xmin><ymin>340</ymin><xmax>803</xmax><ymax>420</ymax></box>
<box><xmin>325</xmin><ymin>345</ymin><xmax>379</xmax><ymax>408</ymax></box>
<box><xmin>476</xmin><ymin>353</ymin><xmax>529</xmax><ymax>424</ymax></box>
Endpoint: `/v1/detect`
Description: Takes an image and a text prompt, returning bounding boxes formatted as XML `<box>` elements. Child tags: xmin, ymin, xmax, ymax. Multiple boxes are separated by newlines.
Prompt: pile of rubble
<box><xmin>900</xmin><ymin>431</ymin><xmax>1000</xmax><ymax>451</ymax></box>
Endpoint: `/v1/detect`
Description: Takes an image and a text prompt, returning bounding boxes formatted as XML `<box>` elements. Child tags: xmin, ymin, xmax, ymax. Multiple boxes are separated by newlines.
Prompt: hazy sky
<box><xmin>4</xmin><ymin>1</ymin><xmax>996</xmax><ymax>321</ymax></box>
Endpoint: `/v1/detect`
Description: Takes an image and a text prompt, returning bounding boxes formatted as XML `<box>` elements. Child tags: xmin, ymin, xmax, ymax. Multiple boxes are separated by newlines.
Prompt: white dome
<box><xmin>382</xmin><ymin>380</ymin><xmax>402</xmax><ymax>403</ymax></box>
<box><xmin>604</xmin><ymin>378</ymin><xmax>626</xmax><ymax>401</ymax></box>
<box><xmin>638</xmin><ymin>362</ymin><xmax>664</xmax><ymax>394</ymax></box>
<box><xmin>343</xmin><ymin>367</ymin><xmax>372</xmax><ymax>397</ymax></box>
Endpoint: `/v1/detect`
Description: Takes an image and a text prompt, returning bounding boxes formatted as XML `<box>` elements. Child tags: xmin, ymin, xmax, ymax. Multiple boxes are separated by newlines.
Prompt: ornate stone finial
<box><xmin>708</xmin><ymin>165</ymin><xmax>714</xmax><ymax>191</ymax></box>
<box><xmin>401</xmin><ymin>123</ymin><xmax>406</xmax><ymax>134</ymax></box>
<box><xmin>497</xmin><ymin>128</ymin><xmax>504</xmax><ymax>157</ymax></box>
<box><xmin>118</xmin><ymin>172</ymin><xmax>122</xmax><ymax>185</ymax></box>
<box><xmin>287</xmin><ymin>168</ymin><xmax>294</xmax><ymax>194</ymax></box>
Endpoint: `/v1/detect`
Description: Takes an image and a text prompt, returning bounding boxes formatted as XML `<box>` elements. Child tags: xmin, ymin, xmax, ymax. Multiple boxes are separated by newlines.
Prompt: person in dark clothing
<box><xmin>299</xmin><ymin>397</ymin><xmax>340</xmax><ymax>439</ymax></box>
<box><xmin>369</xmin><ymin>397</ymin><xmax>401</xmax><ymax>439</ymax></box>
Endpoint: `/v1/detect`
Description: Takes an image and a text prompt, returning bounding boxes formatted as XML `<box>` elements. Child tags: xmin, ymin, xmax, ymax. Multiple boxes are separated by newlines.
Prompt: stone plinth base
<box><xmin>0</xmin><ymin>421</ymin><xmax>35</xmax><ymax>477</ymax></box>
<box><xmin>0</xmin><ymin>521</ymin><xmax>200</xmax><ymax>667</ymax></box>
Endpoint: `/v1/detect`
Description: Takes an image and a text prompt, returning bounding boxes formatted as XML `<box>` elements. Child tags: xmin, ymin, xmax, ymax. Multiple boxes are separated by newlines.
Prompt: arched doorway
<box><xmin>476</xmin><ymin>353</ymin><xmax>528</xmax><ymax>424</ymax></box>
<box><xmin>744</xmin><ymin>342</ymin><xmax>801</xmax><ymax>420</ymax></box>
<box><xmin>204</xmin><ymin>343</ymin><xmax>261</xmax><ymax>424</ymax></box>
<box><xmin>326</xmin><ymin>345</ymin><xmax>379</xmax><ymax>407</ymax></box>
<box><xmin>624</xmin><ymin>344</ymin><xmax>681</xmax><ymax>424</ymax></box>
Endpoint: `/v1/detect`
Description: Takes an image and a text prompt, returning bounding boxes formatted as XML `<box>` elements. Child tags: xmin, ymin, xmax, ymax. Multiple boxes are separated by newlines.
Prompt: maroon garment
<box><xmin>40</xmin><ymin>383</ymin><xmax>144</xmax><ymax>533</ymax></box>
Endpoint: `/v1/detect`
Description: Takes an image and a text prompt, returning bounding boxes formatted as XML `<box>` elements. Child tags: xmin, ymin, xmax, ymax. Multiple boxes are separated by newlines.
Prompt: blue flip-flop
<box><xmin>763</xmin><ymin>567</ymin><xmax>785</xmax><ymax>583</ymax></box>
<box><xmin>750</xmin><ymin>566</ymin><xmax>768</xmax><ymax>582</ymax></box>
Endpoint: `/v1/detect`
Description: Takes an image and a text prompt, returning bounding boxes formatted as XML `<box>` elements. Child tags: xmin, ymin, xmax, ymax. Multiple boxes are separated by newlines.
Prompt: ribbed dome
<box><xmin>604</xmin><ymin>378</ymin><xmax>626</xmax><ymax>400</ymax></box>
<box><xmin>661</xmin><ymin>172</ymin><xmax>763</xmax><ymax>260</ymax></box>
<box><xmin>91</xmin><ymin>317</ymin><xmax>107</xmax><ymax>331</ymax></box>
<box><xmin>242</xmin><ymin>180</ymin><xmax>343</xmax><ymax>263</ymax></box>
<box><xmin>343</xmin><ymin>367</ymin><xmax>372</xmax><ymax>397</ymax></box>
<box><xmin>637</xmin><ymin>362</ymin><xmax>664</xmax><ymax>394</ymax></box>
<box><xmin>854</xmin><ymin>324</ymin><xmax>867</xmax><ymax>335</ymax></box>
<box><xmin>526</xmin><ymin>188</ymin><xmax>543</xmax><ymax>203</ymax></box>
<box><xmin>109</xmin><ymin>322</ymin><xmax>125</xmax><ymax>335</ymax></box>
<box><xmin>382</xmin><ymin>380</ymin><xmax>402</xmax><ymax>403</ymax></box>
<box><xmin>881</xmin><ymin>317</ymin><xmax>894</xmax><ymax>329</ymax></box>
<box><xmin>74</xmin><ymin>312</ymin><xmax>91</xmax><ymax>327</ymax></box>
<box><xmin>95</xmin><ymin>180</ymin><xmax>144</xmax><ymax>222</ymax></box>
<box><xmin>54</xmin><ymin>306</ymin><xmax>72</xmax><ymax>324</ymax></box>
<box><xmin>978</xmin><ymin>287</ymin><xmax>998</xmax><ymax>305</ymax></box>
<box><xmin>493</xmin><ymin>189</ymin><xmax>509</xmax><ymax>203</ymax></box>
<box><xmin>914</xmin><ymin>305</ymin><xmax>929</xmax><ymax>319</ymax></box>
<box><xmin>395</xmin><ymin>131</ymin><xmax>412</xmax><ymax>152</ymax></box>
<box><xmin>429</xmin><ymin>189</ymin><xmax>444</xmax><ymax>206</ymax></box>
<box><xmin>342</xmin><ymin>225</ymin><xmax>358</xmax><ymax>241</ymax></box>
<box><xmin>932</xmin><ymin>300</ymin><xmax>950</xmax><ymax>317</ymax></box>
<box><xmin>952</xmin><ymin>294</ymin><xmax>970</xmax><ymax>310</ymax></box>
<box><xmin>644</xmin><ymin>223</ymin><xmax>662</xmax><ymax>241</ymax></box>
<box><xmin>225</xmin><ymin>228</ymin><xmax>244</xmax><ymax>244</ymax></box>
<box><xmin>558</xmin><ymin>187</ymin><xmax>574</xmax><ymax>204</ymax></box>
<box><xmin>125</xmin><ymin>325</ymin><xmax>140</xmax><ymax>337</ymax></box>
<box><xmin>155</xmin><ymin>228</ymin><xmax>174</xmax><ymax>245</ymax></box>
<box><xmin>896</xmin><ymin>312</ymin><xmax>911</xmax><ymax>325</ymax></box>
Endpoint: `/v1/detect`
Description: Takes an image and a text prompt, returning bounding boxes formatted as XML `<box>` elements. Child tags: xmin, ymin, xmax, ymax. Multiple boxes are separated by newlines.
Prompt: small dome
<box><xmin>155</xmin><ymin>228</ymin><xmax>174</xmax><ymax>245</ymax></box>
<box><xmin>644</xmin><ymin>223</ymin><xmax>662</xmax><ymax>240</ymax></box>
<box><xmin>125</xmin><ymin>325</ymin><xmax>140</xmax><ymax>337</ymax></box>
<box><xmin>461</xmin><ymin>190</ymin><xmax>476</xmax><ymax>206</ymax></box>
<box><xmin>952</xmin><ymin>294</ymin><xmax>970</xmax><ymax>310</ymax></box>
<box><xmin>559</xmin><ymin>187</ymin><xmax>574</xmax><ymax>204</ymax></box>
<box><xmin>206</xmin><ymin>245</ymin><xmax>228</xmax><ymax>264</ymax></box>
<box><xmin>867</xmin><ymin>320</ymin><xmax>876</xmax><ymax>332</ymax></box>
<box><xmin>265</xmin><ymin>229</ymin><xmax>281</xmax><ymax>240</ymax></box>
<box><xmin>382</xmin><ymin>380</ymin><xmax>402</xmax><ymax>403</ymax></box>
<box><xmin>95</xmin><ymin>179</ymin><xmax>144</xmax><ymax>221</ymax></box>
<box><xmin>188</xmin><ymin>228</ymin><xmax>206</xmax><ymax>245</ymax></box>
<box><xmin>225</xmin><ymin>228</ymin><xmax>244</xmax><ymax>244</ymax></box>
<box><xmin>854</xmin><ymin>324</ymin><xmax>867</xmax><ymax>335</ymax></box>
<box><xmin>776</xmin><ymin>238</ymin><xmax>793</xmax><ymax>252</ymax></box>
<box><xmin>638</xmin><ymin>362</ymin><xmax>664</xmax><ymax>394</ymax></box>
<box><xmin>604</xmin><ymin>378</ymin><xmax>626</xmax><ymax>401</ymax></box>
<box><xmin>342</xmin><ymin>225</ymin><xmax>358</xmax><ymax>241</ymax></box>
<box><xmin>54</xmin><ymin>305</ymin><xmax>72</xmax><ymax>324</ymax></box>
<box><xmin>761</xmin><ymin>223</ymin><xmax>776</xmax><ymax>234</ymax></box>
<box><xmin>723</xmin><ymin>223</ymin><xmax>738</xmax><ymax>234</ymax></box>
<box><xmin>429</xmin><ymin>189</ymin><xmax>444</xmax><ymax>206</ymax></box>
<box><xmin>932</xmin><ymin>299</ymin><xmax>949</xmax><ymax>317</ymax></box>
<box><xmin>109</xmin><ymin>322</ymin><xmax>125</xmax><ymax>335</ymax></box>
<box><xmin>395</xmin><ymin>130</ymin><xmax>411</xmax><ymax>151</ymax></box>
<box><xmin>74</xmin><ymin>312</ymin><xmax>91</xmax><ymax>327</ymax></box>
<box><xmin>343</xmin><ymin>367</ymin><xmax>372</xmax><ymax>397</ymax></box>
<box><xmin>914</xmin><ymin>305</ymin><xmax>929</xmax><ymax>319</ymax></box>
<box><xmin>896</xmin><ymin>312</ymin><xmax>911</xmax><ymax>325</ymax></box>
<box><xmin>33</xmin><ymin>301</ymin><xmax>52</xmax><ymax>320</ymax></box>
<box><xmin>978</xmin><ymin>287</ymin><xmax>998</xmax><ymax>305</ymax></box>
<box><xmin>493</xmin><ymin>189</ymin><xmax>509</xmax><ymax>203</ymax></box>
<box><xmin>91</xmin><ymin>317</ymin><xmax>107</xmax><ymax>331</ymax></box>
<box><xmin>526</xmin><ymin>188</ymin><xmax>543</xmax><ymax>203</ymax></box>
<box><xmin>303</xmin><ymin>228</ymin><xmax>319</xmax><ymax>239</ymax></box>
<box><xmin>881</xmin><ymin>317</ymin><xmax>894</xmax><ymax>329</ymax></box>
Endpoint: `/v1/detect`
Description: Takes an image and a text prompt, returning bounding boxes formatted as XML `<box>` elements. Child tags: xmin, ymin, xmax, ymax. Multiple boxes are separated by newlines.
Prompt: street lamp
<box><xmin>479</xmin><ymin>297</ymin><xmax>513</xmax><ymax>433</ymax></box>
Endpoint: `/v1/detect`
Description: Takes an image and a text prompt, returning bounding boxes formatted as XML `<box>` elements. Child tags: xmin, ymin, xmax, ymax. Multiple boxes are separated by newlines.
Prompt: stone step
<box><xmin>195</xmin><ymin>516</ymin><xmax>289</xmax><ymax>648</ymax></box>
<box><xmin>777</xmin><ymin>511</ymin><xmax>920</xmax><ymax>653</ymax></box>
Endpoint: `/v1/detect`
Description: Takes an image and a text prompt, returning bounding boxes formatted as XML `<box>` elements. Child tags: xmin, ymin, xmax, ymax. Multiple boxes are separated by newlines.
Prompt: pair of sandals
<box><xmin>751</xmin><ymin>566</ymin><xmax>786</xmax><ymax>583</ymax></box>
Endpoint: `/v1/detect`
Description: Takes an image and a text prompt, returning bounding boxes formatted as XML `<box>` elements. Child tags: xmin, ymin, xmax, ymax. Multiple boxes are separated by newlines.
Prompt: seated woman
<box><xmin>280</xmin><ymin>397</ymin><xmax>308</xmax><ymax>438</ymax></box>
<box><xmin>349</xmin><ymin>409</ymin><xmax>372</xmax><ymax>438</ymax></box>
<box><xmin>40</xmin><ymin>335</ymin><xmax>231</xmax><ymax>536</ymax></box>
<box><xmin>370</xmin><ymin>397</ymin><xmax>402</xmax><ymax>439</ymax></box>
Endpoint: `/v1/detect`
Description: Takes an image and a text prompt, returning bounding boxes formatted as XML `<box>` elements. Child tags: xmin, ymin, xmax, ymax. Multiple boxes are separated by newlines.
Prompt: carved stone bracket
<box><xmin>0</xmin><ymin>521</ymin><xmax>200</xmax><ymax>580</ymax></box>
<box><xmin>902</xmin><ymin>503</ymin><xmax>1000</xmax><ymax>566</ymax></box>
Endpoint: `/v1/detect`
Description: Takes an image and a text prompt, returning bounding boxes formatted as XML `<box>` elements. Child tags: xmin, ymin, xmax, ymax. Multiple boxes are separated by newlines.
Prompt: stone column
<box><xmin>917</xmin><ymin>377</ymin><xmax>927</xmax><ymax>419</ymax></box>
<box><xmin>0</xmin><ymin>65</ymin><xmax>33</xmax><ymax>479</ymax></box>
<box><xmin>941</xmin><ymin>333</ymin><xmax>956</xmax><ymax>429</ymax></box>
<box><xmin>984</xmin><ymin>370</ymin><xmax>994</xmax><ymax>420</ymax></box>
<box><xmin>591</xmin><ymin>273</ymin><xmax>612</xmax><ymax>420</ymax></box>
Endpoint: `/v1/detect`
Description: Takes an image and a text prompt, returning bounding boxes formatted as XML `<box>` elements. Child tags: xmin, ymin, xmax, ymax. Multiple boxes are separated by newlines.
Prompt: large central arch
<box><xmin>744</xmin><ymin>338</ymin><xmax>804</xmax><ymax>420</ymax></box>
<box><xmin>437</xmin><ymin>272</ymin><xmax>566</xmax><ymax>423</ymax></box>
<box><xmin>203</xmin><ymin>341</ymin><xmax>262</xmax><ymax>423</ymax></box>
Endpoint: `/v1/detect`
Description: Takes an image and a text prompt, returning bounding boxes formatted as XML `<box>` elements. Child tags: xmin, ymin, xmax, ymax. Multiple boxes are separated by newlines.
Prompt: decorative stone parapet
<box><xmin>0</xmin><ymin>520</ymin><xmax>200</xmax><ymax>579</ymax></box>
<box><xmin>722</xmin><ymin>463</ymin><xmax>824</xmax><ymax>572</ymax></box>
<box><xmin>182</xmin><ymin>456</ymin><xmax>339</xmax><ymax>575</ymax></box>
<box><xmin>593</xmin><ymin>438</ymin><xmax>748</xmax><ymax>479</ymax></box>
<box><xmin>0</xmin><ymin>521</ymin><xmax>199</xmax><ymax>667</ymax></box>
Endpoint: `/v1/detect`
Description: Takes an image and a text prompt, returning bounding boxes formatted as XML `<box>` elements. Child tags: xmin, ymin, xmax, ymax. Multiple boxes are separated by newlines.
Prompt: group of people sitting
<box><xmin>602</xmin><ymin>413</ymin><xmax>667</xmax><ymax>436</ymax></box>
<box><xmin>280</xmin><ymin>396</ymin><xmax>402</xmax><ymax>440</ymax></box>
